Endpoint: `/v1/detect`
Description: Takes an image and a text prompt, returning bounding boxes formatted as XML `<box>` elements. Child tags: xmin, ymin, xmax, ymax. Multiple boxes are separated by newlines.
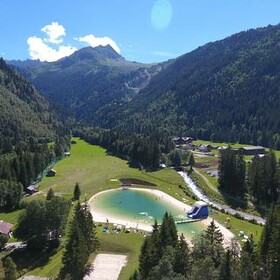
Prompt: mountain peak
<box><xmin>71</xmin><ymin>45</ymin><xmax>123</xmax><ymax>62</ymax></box>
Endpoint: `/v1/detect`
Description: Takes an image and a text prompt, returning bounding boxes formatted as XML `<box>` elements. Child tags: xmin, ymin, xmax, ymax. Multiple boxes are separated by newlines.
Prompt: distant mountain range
<box><xmin>8</xmin><ymin>24</ymin><xmax>280</xmax><ymax>147</ymax></box>
<box><xmin>9</xmin><ymin>45</ymin><xmax>166</xmax><ymax>123</ymax></box>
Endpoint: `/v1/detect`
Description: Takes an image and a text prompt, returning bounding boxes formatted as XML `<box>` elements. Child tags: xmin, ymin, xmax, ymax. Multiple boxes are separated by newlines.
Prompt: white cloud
<box><xmin>76</xmin><ymin>34</ymin><xmax>120</xmax><ymax>53</ymax></box>
<box><xmin>27</xmin><ymin>22</ymin><xmax>120</xmax><ymax>62</ymax></box>
<box><xmin>41</xmin><ymin>22</ymin><xmax>65</xmax><ymax>44</ymax></box>
<box><xmin>27</xmin><ymin>22</ymin><xmax>77</xmax><ymax>62</ymax></box>
<box><xmin>27</xmin><ymin>36</ymin><xmax>77</xmax><ymax>62</ymax></box>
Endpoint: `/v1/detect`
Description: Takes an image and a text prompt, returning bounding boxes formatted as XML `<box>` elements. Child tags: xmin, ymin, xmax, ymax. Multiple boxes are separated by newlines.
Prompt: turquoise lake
<box><xmin>90</xmin><ymin>188</ymin><xmax>206</xmax><ymax>240</ymax></box>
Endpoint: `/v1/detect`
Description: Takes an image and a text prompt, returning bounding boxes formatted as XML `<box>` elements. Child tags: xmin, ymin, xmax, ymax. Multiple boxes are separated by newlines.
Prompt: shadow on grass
<box><xmin>253</xmin><ymin>203</ymin><xmax>267</xmax><ymax>217</ymax></box>
<box><xmin>8</xmin><ymin>247</ymin><xmax>58</xmax><ymax>274</ymax></box>
<box><xmin>219</xmin><ymin>189</ymin><xmax>248</xmax><ymax>210</ymax></box>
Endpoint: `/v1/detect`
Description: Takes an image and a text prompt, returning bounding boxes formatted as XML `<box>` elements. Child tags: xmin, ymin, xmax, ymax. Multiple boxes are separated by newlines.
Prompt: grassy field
<box><xmin>211</xmin><ymin>210</ymin><xmax>263</xmax><ymax>243</ymax></box>
<box><xmin>1</xmin><ymin>138</ymin><xmax>265</xmax><ymax>279</ymax></box>
<box><xmin>15</xmin><ymin>225</ymin><xmax>144</xmax><ymax>279</ymax></box>
<box><xmin>96</xmin><ymin>227</ymin><xmax>144</xmax><ymax>280</ymax></box>
<box><xmin>0</xmin><ymin>209</ymin><xmax>23</xmax><ymax>225</ymax></box>
<box><xmin>275</xmin><ymin>150</ymin><xmax>280</xmax><ymax>160</ymax></box>
<box><xmin>31</xmin><ymin>138</ymin><xmax>189</xmax><ymax>202</ymax></box>
<box><xmin>193</xmin><ymin>140</ymin><xmax>253</xmax><ymax>149</ymax></box>
<box><xmin>9</xmin><ymin>138</ymin><xmax>192</xmax><ymax>278</ymax></box>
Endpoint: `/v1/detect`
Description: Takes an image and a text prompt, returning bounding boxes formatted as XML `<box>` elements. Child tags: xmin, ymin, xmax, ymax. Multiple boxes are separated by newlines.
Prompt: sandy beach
<box><xmin>88</xmin><ymin>187</ymin><xmax>234</xmax><ymax>244</ymax></box>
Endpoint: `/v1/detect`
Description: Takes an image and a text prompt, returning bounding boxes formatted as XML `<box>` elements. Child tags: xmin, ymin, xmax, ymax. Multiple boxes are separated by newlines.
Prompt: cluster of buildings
<box><xmin>172</xmin><ymin>136</ymin><xmax>266</xmax><ymax>156</ymax></box>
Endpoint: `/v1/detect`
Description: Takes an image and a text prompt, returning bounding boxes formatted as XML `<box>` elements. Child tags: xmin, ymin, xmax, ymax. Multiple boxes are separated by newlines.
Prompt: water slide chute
<box><xmin>187</xmin><ymin>201</ymin><xmax>208</xmax><ymax>219</ymax></box>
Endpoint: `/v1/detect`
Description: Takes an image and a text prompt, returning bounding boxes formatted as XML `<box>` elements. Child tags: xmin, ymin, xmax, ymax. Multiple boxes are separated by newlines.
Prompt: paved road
<box><xmin>178</xmin><ymin>171</ymin><xmax>266</xmax><ymax>225</ymax></box>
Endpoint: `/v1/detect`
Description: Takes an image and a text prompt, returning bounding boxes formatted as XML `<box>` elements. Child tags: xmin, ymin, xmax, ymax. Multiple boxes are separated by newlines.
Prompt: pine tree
<box><xmin>239</xmin><ymin>252</ymin><xmax>254</xmax><ymax>280</ymax></box>
<box><xmin>259</xmin><ymin>204</ymin><xmax>275</xmax><ymax>261</ymax></box>
<box><xmin>150</xmin><ymin>220</ymin><xmax>161</xmax><ymax>265</ymax></box>
<box><xmin>236</xmin><ymin>154</ymin><xmax>246</xmax><ymax>195</ymax></box>
<box><xmin>33</xmin><ymin>152</ymin><xmax>43</xmax><ymax>178</ymax></box>
<box><xmin>190</xmin><ymin>256</ymin><xmax>218</xmax><ymax>280</ymax></box>
<box><xmin>174</xmin><ymin>234</ymin><xmax>190</xmax><ymax>277</ymax></box>
<box><xmin>19</xmin><ymin>156</ymin><xmax>28</xmax><ymax>187</ymax></box>
<box><xmin>14</xmin><ymin>200</ymin><xmax>47</xmax><ymax>251</ymax></box>
<box><xmin>73</xmin><ymin>182</ymin><xmax>81</xmax><ymax>201</ymax></box>
<box><xmin>46</xmin><ymin>188</ymin><xmax>55</xmax><ymax>200</ymax></box>
<box><xmin>218</xmin><ymin>148</ymin><xmax>246</xmax><ymax>196</ymax></box>
<box><xmin>3</xmin><ymin>257</ymin><xmax>17</xmax><ymax>280</ymax></box>
<box><xmin>267</xmin><ymin>200</ymin><xmax>280</xmax><ymax>280</ymax></box>
<box><xmin>219</xmin><ymin>250</ymin><xmax>231</xmax><ymax>280</ymax></box>
<box><xmin>189</xmin><ymin>153</ymin><xmax>195</xmax><ymax>170</ymax></box>
<box><xmin>138</xmin><ymin>237</ymin><xmax>151</xmax><ymax>279</ymax></box>
<box><xmin>0</xmin><ymin>233</ymin><xmax>9</xmax><ymax>248</ymax></box>
<box><xmin>149</xmin><ymin>248</ymin><xmax>176</xmax><ymax>280</ymax></box>
<box><xmin>242</xmin><ymin>238</ymin><xmax>255</xmax><ymax>262</ymax></box>
<box><xmin>160</xmin><ymin>212</ymin><xmax>178</xmax><ymax>248</ymax></box>
<box><xmin>46</xmin><ymin>197</ymin><xmax>70</xmax><ymax>243</ymax></box>
<box><xmin>138</xmin><ymin>215</ymin><xmax>179</xmax><ymax>279</ymax></box>
<box><xmin>248</xmin><ymin>152</ymin><xmax>279</xmax><ymax>206</ymax></box>
<box><xmin>206</xmin><ymin>220</ymin><xmax>224</xmax><ymax>245</ymax></box>
<box><xmin>59</xmin><ymin>203</ymin><xmax>98</xmax><ymax>280</ymax></box>
<box><xmin>205</xmin><ymin>220</ymin><xmax>224</xmax><ymax>268</ymax></box>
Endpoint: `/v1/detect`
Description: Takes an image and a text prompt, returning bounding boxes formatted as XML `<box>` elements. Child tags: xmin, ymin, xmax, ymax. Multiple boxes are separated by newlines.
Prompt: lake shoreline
<box><xmin>88</xmin><ymin>187</ymin><xmax>234</xmax><ymax>244</ymax></box>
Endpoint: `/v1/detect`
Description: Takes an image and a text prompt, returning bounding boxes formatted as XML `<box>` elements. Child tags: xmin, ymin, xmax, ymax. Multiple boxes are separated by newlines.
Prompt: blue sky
<box><xmin>1</xmin><ymin>0</ymin><xmax>280</xmax><ymax>63</ymax></box>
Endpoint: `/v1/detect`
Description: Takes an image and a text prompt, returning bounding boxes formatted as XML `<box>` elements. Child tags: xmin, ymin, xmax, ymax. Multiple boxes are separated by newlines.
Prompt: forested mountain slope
<box><xmin>109</xmin><ymin>24</ymin><xmax>280</xmax><ymax>148</ymax></box>
<box><xmin>0</xmin><ymin>58</ymin><xmax>59</xmax><ymax>140</ymax></box>
<box><xmin>9</xmin><ymin>45</ymin><xmax>165</xmax><ymax>123</ymax></box>
<box><xmin>8</xmin><ymin>25</ymin><xmax>280</xmax><ymax>148</ymax></box>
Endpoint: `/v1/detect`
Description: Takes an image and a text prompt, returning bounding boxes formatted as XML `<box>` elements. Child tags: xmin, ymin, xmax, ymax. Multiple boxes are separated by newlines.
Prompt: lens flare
<box><xmin>151</xmin><ymin>0</ymin><xmax>173</xmax><ymax>29</ymax></box>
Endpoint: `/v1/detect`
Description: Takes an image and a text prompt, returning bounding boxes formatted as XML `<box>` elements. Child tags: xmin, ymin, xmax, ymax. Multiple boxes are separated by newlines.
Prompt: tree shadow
<box><xmin>219</xmin><ymin>189</ymin><xmax>248</xmax><ymax>210</ymax></box>
<box><xmin>253</xmin><ymin>202</ymin><xmax>267</xmax><ymax>217</ymax></box>
<box><xmin>8</xmin><ymin>247</ymin><xmax>59</xmax><ymax>274</ymax></box>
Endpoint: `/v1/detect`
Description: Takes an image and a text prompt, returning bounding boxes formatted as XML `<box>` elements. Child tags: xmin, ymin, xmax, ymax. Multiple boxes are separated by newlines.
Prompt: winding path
<box><xmin>178</xmin><ymin>171</ymin><xmax>266</xmax><ymax>225</ymax></box>
<box><xmin>193</xmin><ymin>168</ymin><xmax>219</xmax><ymax>193</ymax></box>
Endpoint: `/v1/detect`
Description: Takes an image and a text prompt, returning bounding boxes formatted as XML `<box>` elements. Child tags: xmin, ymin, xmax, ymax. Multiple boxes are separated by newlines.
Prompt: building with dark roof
<box><xmin>47</xmin><ymin>169</ymin><xmax>56</xmax><ymax>177</ymax></box>
<box><xmin>241</xmin><ymin>146</ymin><xmax>266</xmax><ymax>156</ymax></box>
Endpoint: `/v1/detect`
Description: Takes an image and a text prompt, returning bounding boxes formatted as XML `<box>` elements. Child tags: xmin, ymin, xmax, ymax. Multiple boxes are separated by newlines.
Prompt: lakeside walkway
<box><xmin>178</xmin><ymin>171</ymin><xmax>266</xmax><ymax>225</ymax></box>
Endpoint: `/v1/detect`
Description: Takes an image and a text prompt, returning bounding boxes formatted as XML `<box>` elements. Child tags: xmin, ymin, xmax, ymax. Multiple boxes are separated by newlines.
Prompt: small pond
<box><xmin>90</xmin><ymin>188</ymin><xmax>206</xmax><ymax>240</ymax></box>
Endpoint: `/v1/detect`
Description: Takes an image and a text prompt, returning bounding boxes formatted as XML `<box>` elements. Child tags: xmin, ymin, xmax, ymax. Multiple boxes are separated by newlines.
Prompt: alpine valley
<box><xmin>8</xmin><ymin>24</ymin><xmax>280</xmax><ymax>148</ymax></box>
<box><xmin>1</xmin><ymin>21</ymin><xmax>280</xmax><ymax>280</ymax></box>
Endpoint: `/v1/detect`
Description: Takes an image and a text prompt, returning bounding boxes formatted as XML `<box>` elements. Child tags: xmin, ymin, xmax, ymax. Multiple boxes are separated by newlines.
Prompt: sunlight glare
<box><xmin>151</xmin><ymin>0</ymin><xmax>173</xmax><ymax>29</ymax></box>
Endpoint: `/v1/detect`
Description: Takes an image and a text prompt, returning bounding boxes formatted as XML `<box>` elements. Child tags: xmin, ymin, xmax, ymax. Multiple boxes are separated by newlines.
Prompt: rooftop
<box><xmin>242</xmin><ymin>146</ymin><xmax>265</xmax><ymax>150</ymax></box>
<box><xmin>0</xmin><ymin>220</ymin><xmax>13</xmax><ymax>235</ymax></box>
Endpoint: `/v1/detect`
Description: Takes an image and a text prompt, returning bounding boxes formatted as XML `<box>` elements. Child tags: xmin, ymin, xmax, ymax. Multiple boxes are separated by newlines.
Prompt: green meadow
<box><xmin>6</xmin><ymin>138</ymin><xmax>191</xmax><ymax>278</ymax></box>
<box><xmin>0</xmin><ymin>138</ymin><xmax>265</xmax><ymax>279</ymax></box>
<box><xmin>36</xmin><ymin>138</ymin><xmax>189</xmax><ymax>201</ymax></box>
<box><xmin>193</xmin><ymin>139</ymin><xmax>253</xmax><ymax>149</ymax></box>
